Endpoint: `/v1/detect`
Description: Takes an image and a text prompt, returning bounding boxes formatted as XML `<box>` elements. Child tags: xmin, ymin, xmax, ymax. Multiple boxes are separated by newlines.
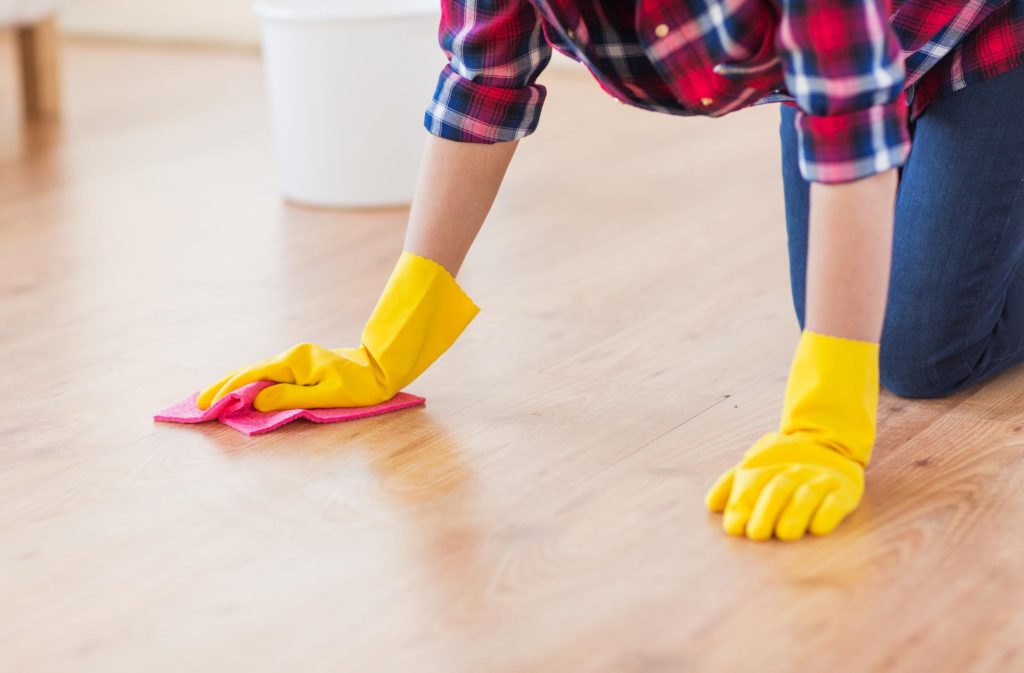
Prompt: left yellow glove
<box><xmin>706</xmin><ymin>330</ymin><xmax>879</xmax><ymax>541</ymax></box>
<box><xmin>196</xmin><ymin>250</ymin><xmax>479</xmax><ymax>412</ymax></box>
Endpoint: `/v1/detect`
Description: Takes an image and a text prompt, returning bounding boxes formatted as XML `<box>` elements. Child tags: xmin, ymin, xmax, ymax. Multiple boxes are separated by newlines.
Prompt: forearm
<box><xmin>403</xmin><ymin>134</ymin><xmax>519</xmax><ymax>276</ymax></box>
<box><xmin>804</xmin><ymin>168</ymin><xmax>898</xmax><ymax>342</ymax></box>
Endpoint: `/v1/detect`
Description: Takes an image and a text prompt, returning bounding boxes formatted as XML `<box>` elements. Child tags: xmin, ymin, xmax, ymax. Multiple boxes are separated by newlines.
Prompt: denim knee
<box><xmin>879</xmin><ymin>334</ymin><xmax>963</xmax><ymax>399</ymax></box>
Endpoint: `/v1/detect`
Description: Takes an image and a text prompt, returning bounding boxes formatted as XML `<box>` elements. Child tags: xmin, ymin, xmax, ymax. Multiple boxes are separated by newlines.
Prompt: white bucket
<box><xmin>254</xmin><ymin>0</ymin><xmax>444</xmax><ymax>208</ymax></box>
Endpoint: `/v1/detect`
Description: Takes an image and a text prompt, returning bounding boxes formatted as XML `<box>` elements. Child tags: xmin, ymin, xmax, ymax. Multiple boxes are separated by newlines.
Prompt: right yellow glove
<box><xmin>706</xmin><ymin>330</ymin><xmax>879</xmax><ymax>541</ymax></box>
<box><xmin>196</xmin><ymin>250</ymin><xmax>479</xmax><ymax>411</ymax></box>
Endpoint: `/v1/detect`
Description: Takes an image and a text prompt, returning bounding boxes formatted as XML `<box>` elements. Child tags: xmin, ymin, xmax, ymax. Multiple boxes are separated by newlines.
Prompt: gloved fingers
<box><xmin>204</xmin><ymin>360</ymin><xmax>299</xmax><ymax>409</ymax></box>
<box><xmin>746</xmin><ymin>473</ymin><xmax>800</xmax><ymax>541</ymax></box>
<box><xmin>775</xmin><ymin>480</ymin><xmax>829</xmax><ymax>541</ymax></box>
<box><xmin>253</xmin><ymin>382</ymin><xmax>333</xmax><ymax>412</ymax></box>
<box><xmin>723</xmin><ymin>470</ymin><xmax>776</xmax><ymax>536</ymax></box>
<box><xmin>705</xmin><ymin>467</ymin><xmax>736</xmax><ymax>513</ymax></box>
<box><xmin>196</xmin><ymin>367</ymin><xmax>242</xmax><ymax>410</ymax></box>
<box><xmin>205</xmin><ymin>369</ymin><xmax>273</xmax><ymax>408</ymax></box>
<box><xmin>809</xmin><ymin>490</ymin><xmax>857</xmax><ymax>537</ymax></box>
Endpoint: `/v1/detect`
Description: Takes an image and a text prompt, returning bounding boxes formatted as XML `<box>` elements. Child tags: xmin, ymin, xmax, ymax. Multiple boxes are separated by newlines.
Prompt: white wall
<box><xmin>59</xmin><ymin>0</ymin><xmax>580</xmax><ymax>71</ymax></box>
<box><xmin>61</xmin><ymin>0</ymin><xmax>262</xmax><ymax>46</ymax></box>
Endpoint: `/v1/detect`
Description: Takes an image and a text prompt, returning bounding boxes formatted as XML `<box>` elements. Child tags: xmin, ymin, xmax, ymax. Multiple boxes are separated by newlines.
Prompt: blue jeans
<box><xmin>780</xmin><ymin>65</ymin><xmax>1024</xmax><ymax>399</ymax></box>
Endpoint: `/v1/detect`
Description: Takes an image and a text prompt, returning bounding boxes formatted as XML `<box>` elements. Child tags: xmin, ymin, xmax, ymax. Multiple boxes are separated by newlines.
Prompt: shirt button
<box><xmin>700</xmin><ymin>97</ymin><xmax>714</xmax><ymax>106</ymax></box>
<box><xmin>654</xmin><ymin>24</ymin><xmax>670</xmax><ymax>38</ymax></box>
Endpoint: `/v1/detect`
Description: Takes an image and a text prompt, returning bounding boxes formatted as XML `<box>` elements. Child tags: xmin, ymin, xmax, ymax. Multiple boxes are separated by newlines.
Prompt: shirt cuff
<box><xmin>794</xmin><ymin>93</ymin><xmax>912</xmax><ymax>184</ymax></box>
<box><xmin>424</xmin><ymin>65</ymin><xmax>547</xmax><ymax>144</ymax></box>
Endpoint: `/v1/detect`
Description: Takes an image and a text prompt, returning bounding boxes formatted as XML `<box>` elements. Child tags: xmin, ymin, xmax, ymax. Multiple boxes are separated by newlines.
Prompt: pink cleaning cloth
<box><xmin>154</xmin><ymin>381</ymin><xmax>425</xmax><ymax>436</ymax></box>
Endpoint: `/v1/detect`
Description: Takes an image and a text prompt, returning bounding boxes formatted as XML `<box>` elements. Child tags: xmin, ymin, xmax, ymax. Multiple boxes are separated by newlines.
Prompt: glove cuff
<box><xmin>778</xmin><ymin>330</ymin><xmax>880</xmax><ymax>466</ymax></box>
<box><xmin>360</xmin><ymin>250</ymin><xmax>480</xmax><ymax>394</ymax></box>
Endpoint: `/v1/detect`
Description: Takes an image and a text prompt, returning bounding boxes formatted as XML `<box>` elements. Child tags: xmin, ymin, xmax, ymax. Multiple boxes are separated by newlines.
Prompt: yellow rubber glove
<box><xmin>706</xmin><ymin>330</ymin><xmax>879</xmax><ymax>541</ymax></box>
<box><xmin>196</xmin><ymin>250</ymin><xmax>479</xmax><ymax>411</ymax></box>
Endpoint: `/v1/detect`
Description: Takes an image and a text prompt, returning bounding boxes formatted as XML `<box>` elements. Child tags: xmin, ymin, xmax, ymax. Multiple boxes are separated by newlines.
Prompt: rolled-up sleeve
<box><xmin>425</xmin><ymin>0</ymin><xmax>553</xmax><ymax>143</ymax></box>
<box><xmin>775</xmin><ymin>0</ymin><xmax>912</xmax><ymax>184</ymax></box>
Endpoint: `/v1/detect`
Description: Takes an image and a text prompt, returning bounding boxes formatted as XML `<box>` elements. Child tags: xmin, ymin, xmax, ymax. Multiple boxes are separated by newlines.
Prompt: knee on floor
<box><xmin>879</xmin><ymin>338</ymin><xmax>965</xmax><ymax>400</ymax></box>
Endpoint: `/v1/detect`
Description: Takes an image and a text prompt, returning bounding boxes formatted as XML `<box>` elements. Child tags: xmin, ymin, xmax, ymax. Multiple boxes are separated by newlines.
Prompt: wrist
<box><xmin>779</xmin><ymin>330</ymin><xmax>880</xmax><ymax>466</ymax></box>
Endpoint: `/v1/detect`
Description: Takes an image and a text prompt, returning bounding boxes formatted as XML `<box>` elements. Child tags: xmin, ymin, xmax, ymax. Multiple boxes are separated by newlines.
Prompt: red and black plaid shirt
<box><xmin>425</xmin><ymin>0</ymin><xmax>1024</xmax><ymax>184</ymax></box>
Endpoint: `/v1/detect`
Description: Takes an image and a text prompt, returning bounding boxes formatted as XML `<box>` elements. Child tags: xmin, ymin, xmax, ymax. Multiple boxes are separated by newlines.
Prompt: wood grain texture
<box><xmin>1</xmin><ymin>40</ymin><xmax>1022</xmax><ymax>673</ymax></box>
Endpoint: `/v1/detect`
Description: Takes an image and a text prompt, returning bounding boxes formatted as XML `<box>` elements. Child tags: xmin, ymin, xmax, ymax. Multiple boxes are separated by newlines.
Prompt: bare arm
<box><xmin>804</xmin><ymin>168</ymin><xmax>898</xmax><ymax>342</ymax></box>
<box><xmin>403</xmin><ymin>134</ymin><xmax>520</xmax><ymax>276</ymax></box>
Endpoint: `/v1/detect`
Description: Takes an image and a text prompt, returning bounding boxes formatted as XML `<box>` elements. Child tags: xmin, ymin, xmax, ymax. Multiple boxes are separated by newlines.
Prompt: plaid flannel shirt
<box><xmin>424</xmin><ymin>0</ymin><xmax>1024</xmax><ymax>184</ymax></box>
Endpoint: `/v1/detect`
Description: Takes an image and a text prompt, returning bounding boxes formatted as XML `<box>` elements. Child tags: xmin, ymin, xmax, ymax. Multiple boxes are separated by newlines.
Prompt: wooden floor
<box><xmin>2</xmin><ymin>39</ymin><xmax>1023</xmax><ymax>673</ymax></box>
